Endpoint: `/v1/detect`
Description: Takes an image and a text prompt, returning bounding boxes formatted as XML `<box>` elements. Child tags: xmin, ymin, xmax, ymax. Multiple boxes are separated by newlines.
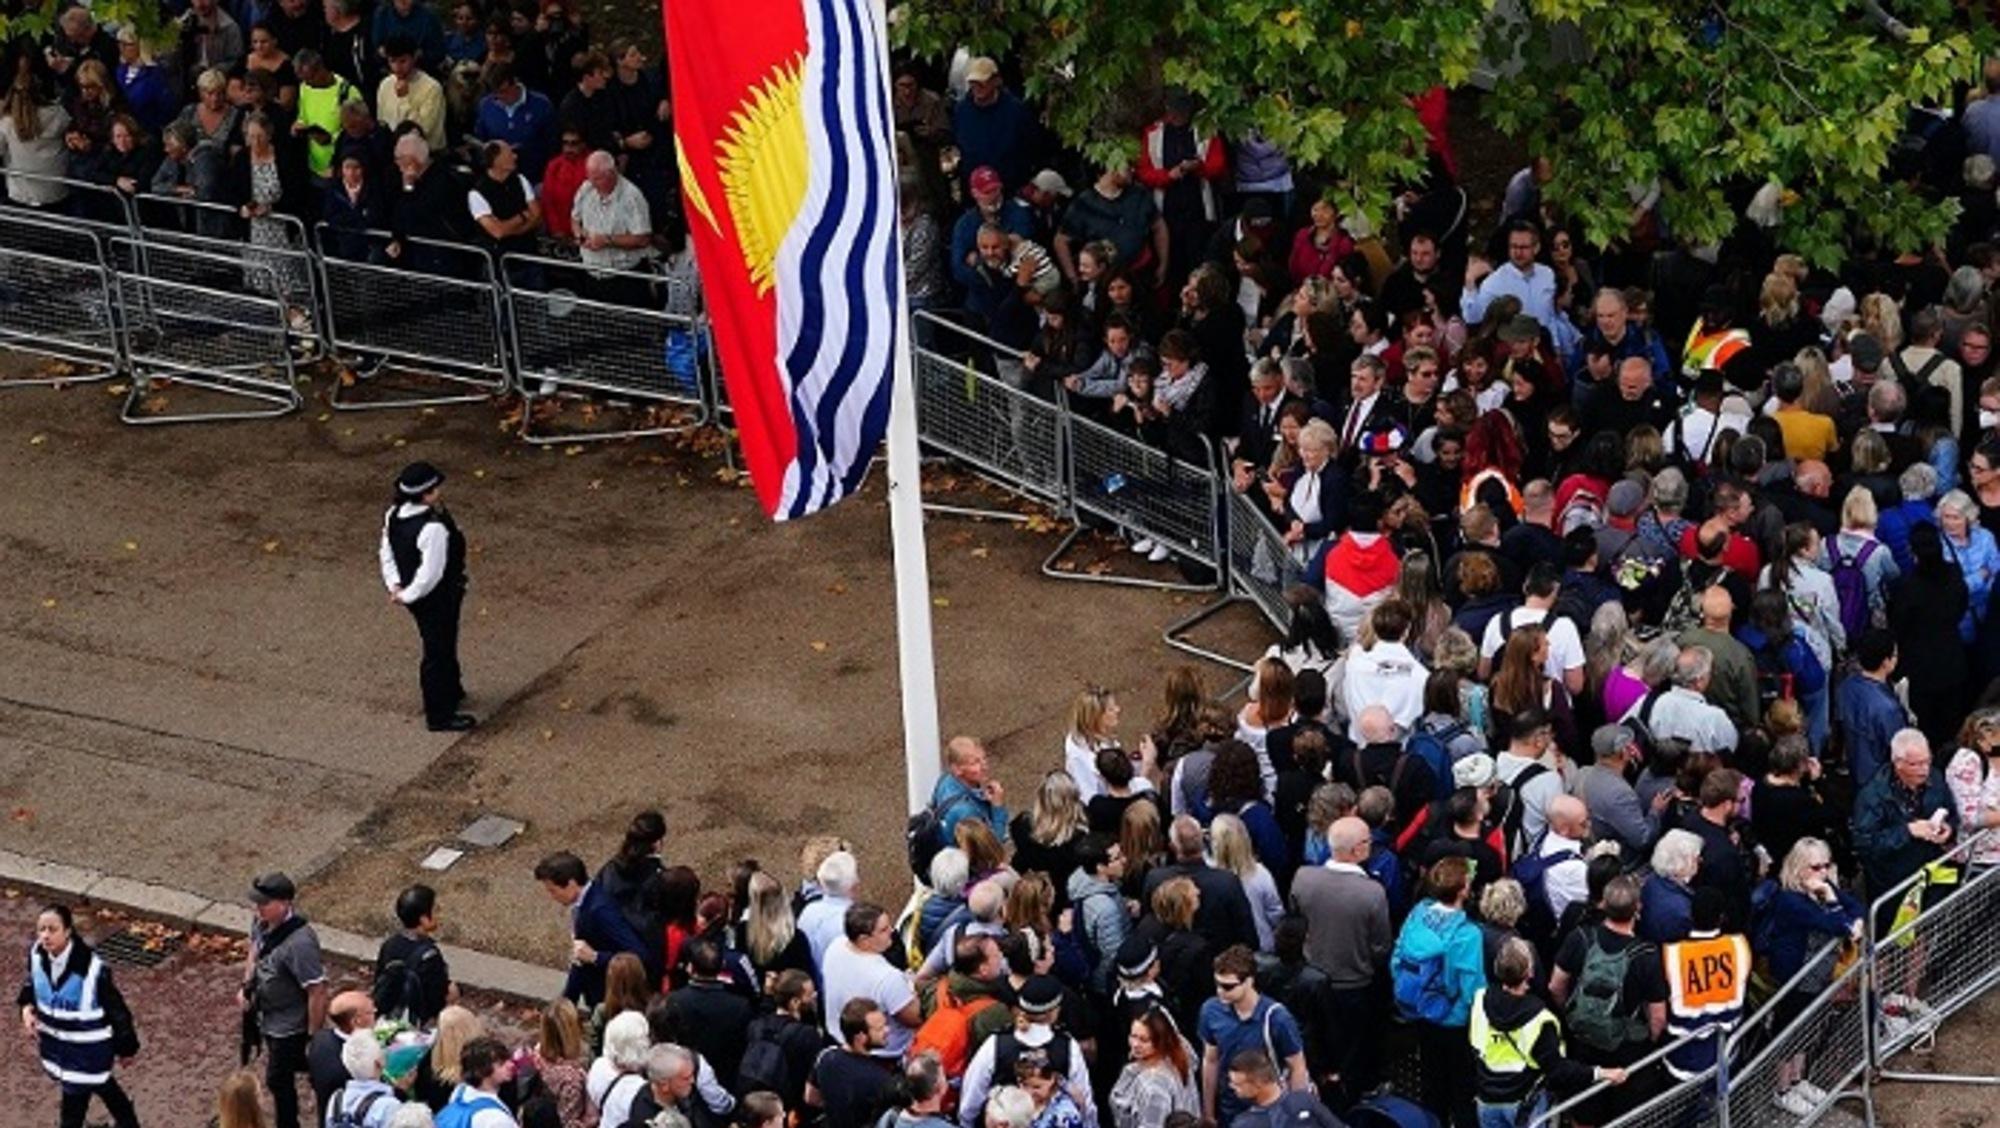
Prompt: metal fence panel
<box><xmin>1064</xmin><ymin>408</ymin><xmax>1220</xmax><ymax>566</ymax></box>
<box><xmin>315</xmin><ymin>226</ymin><xmax>508</xmax><ymax>404</ymax></box>
<box><xmin>1719</xmin><ymin>947</ymin><xmax>1868</xmax><ymax>1127</ymax></box>
<box><xmin>0</xmin><ymin>172</ymin><xmax>139</xmax><ymax>247</ymax></box>
<box><xmin>133</xmin><ymin>212</ymin><xmax>324</xmax><ymax>356</ymax></box>
<box><xmin>911</xmin><ymin>346</ymin><xmax>1066</xmax><ymax>508</ymax></box>
<box><xmin>1603</xmin><ymin>1067</ymin><xmax>1718</xmax><ymax>1128</ymax></box>
<box><xmin>1225</xmin><ymin>488</ymin><xmax>1303</xmax><ymax>632</ymax></box>
<box><xmin>0</xmin><ymin>245</ymin><xmax>124</xmax><ymax>382</ymax></box>
<box><xmin>114</xmin><ymin>254</ymin><xmax>299</xmax><ymax>422</ymax></box>
<box><xmin>502</xmin><ymin>253</ymin><xmax>706</xmax><ymax>398</ymax></box>
<box><xmin>1868</xmin><ymin>837</ymin><xmax>2000</xmax><ymax>1071</ymax></box>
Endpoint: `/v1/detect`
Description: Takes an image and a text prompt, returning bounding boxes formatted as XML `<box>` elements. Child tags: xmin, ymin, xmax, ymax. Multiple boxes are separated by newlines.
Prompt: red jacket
<box><xmin>540</xmin><ymin>151</ymin><xmax>589</xmax><ymax>239</ymax></box>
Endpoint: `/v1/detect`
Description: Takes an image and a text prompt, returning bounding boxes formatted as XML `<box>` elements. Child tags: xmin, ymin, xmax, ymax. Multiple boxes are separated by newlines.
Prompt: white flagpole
<box><xmin>886</xmin><ymin>287</ymin><xmax>942</xmax><ymax>815</ymax></box>
<box><xmin>872</xmin><ymin>0</ymin><xmax>942</xmax><ymax>815</ymax></box>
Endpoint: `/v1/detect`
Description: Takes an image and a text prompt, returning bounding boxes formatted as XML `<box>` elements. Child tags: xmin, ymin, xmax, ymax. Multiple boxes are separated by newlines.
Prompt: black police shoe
<box><xmin>428</xmin><ymin>714</ymin><xmax>477</xmax><ymax>732</ymax></box>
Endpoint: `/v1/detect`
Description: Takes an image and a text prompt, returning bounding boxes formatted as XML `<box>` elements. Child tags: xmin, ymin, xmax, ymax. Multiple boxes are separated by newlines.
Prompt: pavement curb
<box><xmin>0</xmin><ymin>848</ymin><xmax>565</xmax><ymax>1001</ymax></box>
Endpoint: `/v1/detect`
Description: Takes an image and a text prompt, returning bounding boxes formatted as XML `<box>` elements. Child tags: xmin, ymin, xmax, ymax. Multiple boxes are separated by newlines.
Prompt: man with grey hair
<box><xmin>386</xmin><ymin>132</ymin><xmax>462</xmax><ymax>273</ymax></box>
<box><xmin>1865</xmin><ymin>377</ymin><xmax>1927</xmax><ymax>474</ymax></box>
<box><xmin>1288</xmin><ymin>814</ymin><xmax>1390</xmax><ymax>1095</ymax></box>
<box><xmin>1879</xmin><ymin>461</ymin><xmax>1940</xmax><ymax>571</ymax></box>
<box><xmin>797</xmin><ymin>850</ymin><xmax>859</xmax><ymax>966</ymax></box>
<box><xmin>1233</xmin><ymin>357</ymin><xmax>1293</xmax><ymax>471</ymax></box>
<box><xmin>1639</xmin><ymin>829</ymin><xmax>1704</xmax><ymax>943</ymax></box>
<box><xmin>574</xmin><ymin>150</ymin><xmax>655</xmax><ymax>282</ymax></box>
<box><xmin>627</xmin><ymin>1043</ymin><xmax>698</xmax><ymax>1128</ymax></box>
<box><xmin>1645</xmin><ymin>647</ymin><xmax>1738</xmax><ymax>754</ymax></box>
<box><xmin>1853</xmin><ymin>728</ymin><xmax>1957</xmax><ymax>934</ymax></box>
<box><xmin>327</xmin><ymin>1034</ymin><xmax>398</xmax><ymax>1128</ymax></box>
<box><xmin>1571</xmin><ymin>724</ymin><xmax>1663</xmax><ymax>860</ymax></box>
<box><xmin>1142</xmin><ymin>814</ymin><xmax>1258</xmax><ymax>949</ymax></box>
<box><xmin>892</xmin><ymin>1054</ymin><xmax>953</xmax><ymax>1128</ymax></box>
<box><xmin>1892</xmin><ymin>305</ymin><xmax>1964</xmax><ymax>434</ymax></box>
<box><xmin>914</xmin><ymin>878</ymin><xmax>1007</xmax><ymax>987</ymax></box>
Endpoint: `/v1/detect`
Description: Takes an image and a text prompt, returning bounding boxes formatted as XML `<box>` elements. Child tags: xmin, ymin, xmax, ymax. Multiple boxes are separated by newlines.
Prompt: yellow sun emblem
<box><xmin>696</xmin><ymin>54</ymin><xmax>810</xmax><ymax>298</ymax></box>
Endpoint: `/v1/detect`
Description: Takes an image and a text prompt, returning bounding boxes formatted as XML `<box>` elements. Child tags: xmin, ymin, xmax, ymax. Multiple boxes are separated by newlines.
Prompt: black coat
<box><xmin>1889</xmin><ymin>564</ymin><xmax>1969</xmax><ymax>692</ymax></box>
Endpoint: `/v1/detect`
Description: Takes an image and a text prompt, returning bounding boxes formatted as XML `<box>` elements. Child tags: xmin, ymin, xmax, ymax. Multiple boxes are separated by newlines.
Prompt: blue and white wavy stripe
<box><xmin>771</xmin><ymin>0</ymin><xmax>901</xmax><ymax>520</ymax></box>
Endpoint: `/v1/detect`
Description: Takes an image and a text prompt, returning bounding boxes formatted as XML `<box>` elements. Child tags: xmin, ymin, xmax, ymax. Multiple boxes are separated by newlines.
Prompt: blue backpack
<box><xmin>436</xmin><ymin>1089</ymin><xmax>510</xmax><ymax>1128</ymax></box>
<box><xmin>1391</xmin><ymin>914</ymin><xmax>1468</xmax><ymax>1023</ymax></box>
<box><xmin>1509</xmin><ymin>833</ymin><xmax>1580</xmax><ymax>948</ymax></box>
<box><xmin>1403</xmin><ymin>722</ymin><xmax>1463</xmax><ymax>803</ymax></box>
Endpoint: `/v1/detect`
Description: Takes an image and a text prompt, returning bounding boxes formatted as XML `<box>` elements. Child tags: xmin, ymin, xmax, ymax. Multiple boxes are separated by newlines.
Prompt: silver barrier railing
<box><xmin>499</xmin><ymin>252</ymin><xmax>709</xmax><ymax>444</ymax></box>
<box><xmin>0</xmin><ymin>170</ymin><xmax>141</xmax><ymax>248</ymax></box>
<box><xmin>313</xmin><ymin>224</ymin><xmax>510</xmax><ymax>409</ymax></box>
<box><xmin>134</xmin><ymin>197</ymin><xmax>325</xmax><ymax>358</ymax></box>
<box><xmin>1160</xmin><ymin>487</ymin><xmax>1297</xmax><ymax>673</ymax></box>
<box><xmin>1044</xmin><ymin>388</ymin><xmax>1222</xmax><ymax>593</ymax></box>
<box><xmin>1526</xmin><ymin>1026</ymin><xmax>1719</xmax><ymax>1128</ymax></box>
<box><xmin>1865</xmin><ymin>829</ymin><xmax>2000</xmax><ymax>1094</ymax></box>
<box><xmin>0</xmin><ymin>214</ymin><xmax>126</xmax><ymax>386</ymax></box>
<box><xmin>110</xmin><ymin>237</ymin><xmax>300</xmax><ymax>423</ymax></box>
<box><xmin>910</xmin><ymin>312</ymin><xmax>1067</xmax><ymax>520</ymax></box>
<box><xmin>1716</xmin><ymin>943</ymin><xmax>1868</xmax><ymax>1128</ymax></box>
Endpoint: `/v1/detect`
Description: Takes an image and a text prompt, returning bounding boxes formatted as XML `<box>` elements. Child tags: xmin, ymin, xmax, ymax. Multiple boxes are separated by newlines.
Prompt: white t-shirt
<box><xmin>820</xmin><ymin>941</ymin><xmax>916</xmax><ymax>1058</ymax></box>
<box><xmin>586</xmin><ymin>1062</ymin><xmax>646</xmax><ymax>1128</ymax></box>
<box><xmin>1340</xmin><ymin>640</ymin><xmax>1427</xmax><ymax>743</ymax></box>
<box><xmin>1479</xmin><ymin>606</ymin><xmax>1585</xmax><ymax>681</ymax></box>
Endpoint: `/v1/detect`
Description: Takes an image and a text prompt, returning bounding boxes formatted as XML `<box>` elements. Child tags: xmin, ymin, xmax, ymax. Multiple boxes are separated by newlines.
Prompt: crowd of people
<box><xmin>13</xmin><ymin>8</ymin><xmax>2000</xmax><ymax>1128</ymax></box>
<box><xmin>0</xmin><ymin>0</ymin><xmax>672</xmax><ymax>290</ymax></box>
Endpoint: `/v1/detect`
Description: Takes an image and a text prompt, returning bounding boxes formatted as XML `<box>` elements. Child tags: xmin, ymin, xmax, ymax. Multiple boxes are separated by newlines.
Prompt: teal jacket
<box><xmin>1393</xmin><ymin>900</ymin><xmax>1488</xmax><ymax>1028</ymax></box>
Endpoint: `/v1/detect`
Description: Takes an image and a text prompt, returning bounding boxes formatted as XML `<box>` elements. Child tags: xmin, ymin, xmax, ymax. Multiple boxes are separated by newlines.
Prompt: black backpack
<box><xmin>906</xmin><ymin>791</ymin><xmax>977</xmax><ymax>882</ymax></box>
<box><xmin>372</xmin><ymin>936</ymin><xmax>439</xmax><ymax>1023</ymax></box>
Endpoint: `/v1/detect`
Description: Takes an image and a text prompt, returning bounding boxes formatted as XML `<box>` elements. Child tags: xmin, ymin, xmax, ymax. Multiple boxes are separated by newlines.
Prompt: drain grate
<box><xmin>95</xmin><ymin>927</ymin><xmax>184</xmax><ymax>968</ymax></box>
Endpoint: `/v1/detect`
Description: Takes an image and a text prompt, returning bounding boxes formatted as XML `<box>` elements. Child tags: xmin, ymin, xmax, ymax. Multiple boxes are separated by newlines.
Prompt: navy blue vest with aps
<box><xmin>29</xmin><ymin>943</ymin><xmax>115</xmax><ymax>1088</ymax></box>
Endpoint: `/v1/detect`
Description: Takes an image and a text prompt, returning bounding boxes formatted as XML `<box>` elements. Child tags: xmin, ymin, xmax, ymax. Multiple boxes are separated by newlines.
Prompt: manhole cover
<box><xmin>96</xmin><ymin>927</ymin><xmax>183</xmax><ymax>968</ymax></box>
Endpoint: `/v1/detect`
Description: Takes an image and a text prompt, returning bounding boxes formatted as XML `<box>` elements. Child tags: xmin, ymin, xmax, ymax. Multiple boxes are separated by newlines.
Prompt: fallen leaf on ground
<box><xmin>40</xmin><ymin>598</ymin><xmax>57</xmax><ymax>608</ymax></box>
<box><xmin>933</xmin><ymin>597</ymin><xmax>952</xmax><ymax>608</ymax></box>
<box><xmin>473</xmin><ymin>469</ymin><xmax>487</xmax><ymax>479</ymax></box>
<box><xmin>122</xmin><ymin>541</ymin><xmax>138</xmax><ymax>552</ymax></box>
<box><xmin>262</xmin><ymin>540</ymin><xmax>281</xmax><ymax>553</ymax></box>
<box><xmin>970</xmin><ymin>547</ymin><xmax>990</xmax><ymax>559</ymax></box>
<box><xmin>827</xmin><ymin>582</ymin><xmax>848</xmax><ymax>595</ymax></box>
<box><xmin>810</xmin><ymin>641</ymin><xmax>829</xmax><ymax>652</ymax></box>
<box><xmin>28</xmin><ymin>434</ymin><xmax>46</xmax><ymax>446</ymax></box>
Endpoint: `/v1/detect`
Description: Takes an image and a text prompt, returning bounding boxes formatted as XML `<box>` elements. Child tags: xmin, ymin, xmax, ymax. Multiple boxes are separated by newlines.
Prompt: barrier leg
<box><xmin>329</xmin><ymin>355</ymin><xmax>505</xmax><ymax>412</ymax></box>
<box><xmin>516</xmin><ymin>384</ymin><xmax>709</xmax><ymax>446</ymax></box>
<box><xmin>1161</xmin><ymin>591</ymin><xmax>1259</xmax><ymax>673</ymax></box>
<box><xmin>1041</xmin><ymin>524</ymin><xmax>1221</xmax><ymax>594</ymax></box>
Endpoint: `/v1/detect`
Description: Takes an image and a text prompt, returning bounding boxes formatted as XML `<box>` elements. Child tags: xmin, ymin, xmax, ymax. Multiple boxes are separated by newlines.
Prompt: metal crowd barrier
<box><xmin>134</xmin><ymin>197</ymin><xmax>325</xmax><ymax>358</ymax></box>
<box><xmin>910</xmin><ymin>311</ymin><xmax>1066</xmax><ymax>519</ymax></box>
<box><xmin>1526</xmin><ymin>1027</ymin><xmax>1720</xmax><ymax>1128</ymax></box>
<box><xmin>1043</xmin><ymin>391</ymin><xmax>1222</xmax><ymax>593</ymax></box>
<box><xmin>1717</xmin><ymin>943</ymin><xmax>1867</xmax><ymax>1127</ymax></box>
<box><xmin>1865</xmin><ymin>831</ymin><xmax>2000</xmax><ymax>1095</ymax></box>
<box><xmin>1161</xmin><ymin>488</ymin><xmax>1300</xmax><ymax>672</ymax></box>
<box><xmin>110</xmin><ymin>237</ymin><xmax>300</xmax><ymax>423</ymax></box>
<box><xmin>500</xmin><ymin>252</ymin><xmax>709</xmax><ymax>444</ymax></box>
<box><xmin>0</xmin><ymin>170</ymin><xmax>141</xmax><ymax>248</ymax></box>
<box><xmin>313</xmin><ymin>224</ymin><xmax>511</xmax><ymax>409</ymax></box>
<box><xmin>0</xmin><ymin>212</ymin><xmax>125</xmax><ymax>386</ymax></box>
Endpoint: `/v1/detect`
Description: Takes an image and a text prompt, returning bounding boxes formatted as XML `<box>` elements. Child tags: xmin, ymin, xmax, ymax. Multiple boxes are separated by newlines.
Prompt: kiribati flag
<box><xmin>664</xmin><ymin>0</ymin><xmax>902</xmax><ymax>520</ymax></box>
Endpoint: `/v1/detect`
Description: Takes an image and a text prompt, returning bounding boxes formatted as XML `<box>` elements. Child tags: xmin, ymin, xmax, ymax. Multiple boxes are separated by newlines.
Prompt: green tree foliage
<box><xmin>0</xmin><ymin>1</ymin><xmax>174</xmax><ymax>55</ymax></box>
<box><xmin>894</xmin><ymin>0</ymin><xmax>1492</xmax><ymax>227</ymax></box>
<box><xmin>896</xmin><ymin>0</ymin><xmax>1992</xmax><ymax>266</ymax></box>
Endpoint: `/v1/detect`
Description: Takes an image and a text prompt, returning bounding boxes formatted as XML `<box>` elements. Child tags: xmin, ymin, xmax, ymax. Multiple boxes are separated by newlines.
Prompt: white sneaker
<box><xmin>1130</xmin><ymin>537</ymin><xmax>1155</xmax><ymax>555</ymax></box>
<box><xmin>1791</xmin><ymin>1080</ymin><xmax>1830</xmax><ymax>1106</ymax></box>
<box><xmin>538</xmin><ymin>378</ymin><xmax>558</xmax><ymax>397</ymax></box>
<box><xmin>1147</xmin><ymin>544</ymin><xmax>1171</xmax><ymax>562</ymax></box>
<box><xmin>1879</xmin><ymin>1013</ymin><xmax>1912</xmax><ymax>1045</ymax></box>
<box><xmin>1773</xmin><ymin>1087</ymin><xmax>1818</xmax><ymax>1117</ymax></box>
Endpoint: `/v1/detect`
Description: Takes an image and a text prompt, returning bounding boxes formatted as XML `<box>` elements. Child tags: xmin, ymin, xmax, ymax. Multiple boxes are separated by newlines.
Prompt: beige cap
<box><xmin>1030</xmin><ymin>169</ymin><xmax>1072</xmax><ymax>197</ymax></box>
<box><xmin>964</xmin><ymin>56</ymin><xmax>999</xmax><ymax>83</ymax></box>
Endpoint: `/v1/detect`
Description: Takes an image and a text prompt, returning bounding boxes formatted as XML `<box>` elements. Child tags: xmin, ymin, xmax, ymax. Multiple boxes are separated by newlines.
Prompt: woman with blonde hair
<box><xmin>414</xmin><ymin>1004</ymin><xmax>484</xmax><ymax>1110</ymax></box>
<box><xmin>1822</xmin><ymin>487</ymin><xmax>1901</xmax><ymax>626</ymax></box>
<box><xmin>1210</xmin><ymin>813</ymin><xmax>1281</xmax><ymax>949</ymax></box>
<box><xmin>1762</xmin><ymin>838</ymin><xmax>1864</xmax><ymax>1116</ymax></box>
<box><xmin>174</xmin><ymin>67</ymin><xmax>239</xmax><ymax>149</ymax></box>
<box><xmin>738</xmin><ymin>869</ymin><xmax>811</xmax><ymax>985</ymax></box>
<box><xmin>1010</xmin><ymin>771</ymin><xmax>1092</xmax><ymax>903</ymax></box>
<box><xmin>1064</xmin><ymin>684</ymin><xmax>1124</xmax><ymax>801</ymax></box>
<box><xmin>1778</xmin><ymin>346</ymin><xmax>1842</xmax><ymax>417</ymax></box>
<box><xmin>1430</xmin><ymin>625</ymin><xmax>1492</xmax><ymax>741</ymax></box>
<box><xmin>215</xmin><ymin>1069</ymin><xmax>269</xmax><ymax>1128</ymax></box>
<box><xmin>1858</xmin><ymin>292</ymin><xmax>1903</xmax><ymax>354</ymax></box>
<box><xmin>525</xmin><ymin>998</ymin><xmax>593</xmax><ymax>1128</ymax></box>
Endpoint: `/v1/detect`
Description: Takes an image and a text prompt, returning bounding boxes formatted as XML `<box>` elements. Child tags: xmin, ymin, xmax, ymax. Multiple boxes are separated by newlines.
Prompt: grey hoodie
<box><xmin>1066</xmin><ymin>868</ymin><xmax>1128</xmax><ymax>992</ymax></box>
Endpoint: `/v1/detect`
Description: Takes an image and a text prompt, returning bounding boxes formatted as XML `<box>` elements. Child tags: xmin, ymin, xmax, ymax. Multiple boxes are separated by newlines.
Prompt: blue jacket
<box><xmin>951</xmin><ymin>91</ymin><xmax>1036</xmax><ymax>191</ymax></box>
<box><xmin>1391</xmin><ymin>900</ymin><xmax>1486</xmax><ymax>1028</ymax></box>
<box><xmin>1638</xmin><ymin>874</ymin><xmax>1695</xmax><ymax>945</ymax></box>
<box><xmin>1762</xmin><ymin>887</ymin><xmax>1862</xmax><ymax>982</ymax></box>
<box><xmin>473</xmin><ymin>88</ymin><xmax>558</xmax><ymax>183</ymax></box>
<box><xmin>1877</xmin><ymin>500</ymin><xmax>1937</xmax><ymax>574</ymax></box>
<box><xmin>372</xmin><ymin>4</ymin><xmax>447</xmax><ymax>70</ymax></box>
<box><xmin>1834</xmin><ymin>674</ymin><xmax>1906</xmax><ymax>787</ymax></box>
<box><xmin>1735</xmin><ymin>621</ymin><xmax>1826</xmax><ymax>696</ymax></box>
<box><xmin>1851</xmin><ymin>769</ymin><xmax>1958</xmax><ymax>895</ymax></box>
<box><xmin>1567</xmin><ymin>324</ymin><xmax>1672</xmax><ymax>389</ymax></box>
<box><xmin>564</xmin><ymin>882</ymin><xmax>653</xmax><ymax>1006</ymax></box>
<box><xmin>1944</xmin><ymin>526</ymin><xmax>1999</xmax><ymax>642</ymax></box>
<box><xmin>929</xmin><ymin>774</ymin><xmax>1009</xmax><ymax>847</ymax></box>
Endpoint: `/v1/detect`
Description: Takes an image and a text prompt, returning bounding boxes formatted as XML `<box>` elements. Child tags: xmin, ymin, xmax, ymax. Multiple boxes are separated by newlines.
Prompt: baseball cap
<box><xmin>1608</xmin><ymin>478</ymin><xmax>1647</xmax><ymax>518</ymax></box>
<box><xmin>968</xmin><ymin>166</ymin><xmax>1003</xmax><ymax>196</ymax></box>
<box><xmin>249</xmin><ymin>872</ymin><xmax>297</xmax><ymax>904</ymax></box>
<box><xmin>964</xmin><ymin>56</ymin><xmax>999</xmax><ymax>84</ymax></box>
<box><xmin>1453</xmin><ymin>753</ymin><xmax>1496</xmax><ymax>790</ymax></box>
<box><xmin>1030</xmin><ymin>169</ymin><xmax>1072</xmax><ymax>197</ymax></box>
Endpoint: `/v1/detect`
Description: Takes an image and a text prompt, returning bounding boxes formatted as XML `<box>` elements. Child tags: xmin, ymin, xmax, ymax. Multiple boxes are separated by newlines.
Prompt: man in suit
<box><xmin>1233</xmin><ymin>358</ymin><xmax>1294</xmax><ymax>473</ymax></box>
<box><xmin>1334</xmin><ymin>354</ymin><xmax>1396</xmax><ymax>469</ymax></box>
<box><xmin>534</xmin><ymin>851</ymin><xmax>652</xmax><ymax>1005</ymax></box>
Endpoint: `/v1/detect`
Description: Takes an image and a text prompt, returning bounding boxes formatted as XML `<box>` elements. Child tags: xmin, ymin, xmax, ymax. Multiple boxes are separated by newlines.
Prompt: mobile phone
<box><xmin>1929</xmin><ymin>808</ymin><xmax>1949</xmax><ymax>830</ymax></box>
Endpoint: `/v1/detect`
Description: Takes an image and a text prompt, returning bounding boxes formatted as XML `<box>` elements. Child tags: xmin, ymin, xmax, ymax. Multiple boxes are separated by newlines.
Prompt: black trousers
<box><xmin>407</xmin><ymin>588</ymin><xmax>466</xmax><ymax>723</ymax></box>
<box><xmin>1322</xmin><ymin>983</ymin><xmax>1379</xmax><ymax>1108</ymax></box>
<box><xmin>264</xmin><ymin>1033</ymin><xmax>310</xmax><ymax>1128</ymax></box>
<box><xmin>1416</xmin><ymin>1021</ymin><xmax>1478</xmax><ymax>1128</ymax></box>
<box><xmin>59</xmin><ymin>1077</ymin><xmax>139</xmax><ymax>1128</ymax></box>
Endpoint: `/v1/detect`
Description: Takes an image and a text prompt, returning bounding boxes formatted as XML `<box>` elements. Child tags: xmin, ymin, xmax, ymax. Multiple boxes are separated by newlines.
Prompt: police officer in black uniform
<box><xmin>378</xmin><ymin>462</ymin><xmax>475</xmax><ymax>732</ymax></box>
